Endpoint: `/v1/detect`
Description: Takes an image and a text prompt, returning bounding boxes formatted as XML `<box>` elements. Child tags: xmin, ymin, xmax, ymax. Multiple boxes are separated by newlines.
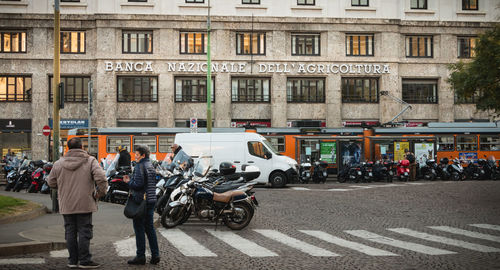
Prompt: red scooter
<box><xmin>396</xmin><ymin>160</ymin><xmax>410</xmax><ymax>181</ymax></box>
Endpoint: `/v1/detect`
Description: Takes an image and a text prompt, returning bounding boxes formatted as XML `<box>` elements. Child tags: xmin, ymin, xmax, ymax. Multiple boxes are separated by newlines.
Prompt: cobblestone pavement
<box><xmin>1</xmin><ymin>181</ymin><xmax>500</xmax><ymax>270</ymax></box>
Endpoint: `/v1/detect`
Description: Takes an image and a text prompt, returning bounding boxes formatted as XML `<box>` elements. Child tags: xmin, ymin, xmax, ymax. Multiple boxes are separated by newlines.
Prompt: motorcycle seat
<box><xmin>213</xmin><ymin>183</ymin><xmax>245</xmax><ymax>193</ymax></box>
<box><xmin>213</xmin><ymin>190</ymin><xmax>245</xmax><ymax>203</ymax></box>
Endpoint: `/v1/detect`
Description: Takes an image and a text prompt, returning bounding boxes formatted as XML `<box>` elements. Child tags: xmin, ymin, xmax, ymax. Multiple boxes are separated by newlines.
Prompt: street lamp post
<box><xmin>206</xmin><ymin>0</ymin><xmax>212</xmax><ymax>132</ymax></box>
<box><xmin>53</xmin><ymin>0</ymin><xmax>61</xmax><ymax>161</ymax></box>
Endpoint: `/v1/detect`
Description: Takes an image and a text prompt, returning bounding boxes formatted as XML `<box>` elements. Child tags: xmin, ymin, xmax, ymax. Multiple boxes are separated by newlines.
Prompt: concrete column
<box><xmin>158</xmin><ymin>72</ymin><xmax>174</xmax><ymax>127</ymax></box>
<box><xmin>271</xmin><ymin>73</ymin><xmax>287</xmax><ymax>127</ymax></box>
<box><xmin>95</xmin><ymin>61</ymin><xmax>117</xmax><ymax>128</ymax></box>
<box><xmin>326</xmin><ymin>74</ymin><xmax>341</xmax><ymax>127</ymax></box>
<box><xmin>31</xmin><ymin>63</ymin><xmax>50</xmax><ymax>160</ymax></box>
<box><xmin>214</xmin><ymin>73</ymin><xmax>231</xmax><ymax>127</ymax></box>
<box><xmin>438</xmin><ymin>66</ymin><xmax>454</xmax><ymax>122</ymax></box>
<box><xmin>379</xmin><ymin>64</ymin><xmax>401</xmax><ymax>124</ymax></box>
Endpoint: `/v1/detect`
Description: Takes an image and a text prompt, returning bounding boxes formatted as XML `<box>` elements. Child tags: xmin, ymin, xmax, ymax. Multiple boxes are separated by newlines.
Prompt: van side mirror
<box><xmin>266</xmin><ymin>153</ymin><xmax>272</xmax><ymax>160</ymax></box>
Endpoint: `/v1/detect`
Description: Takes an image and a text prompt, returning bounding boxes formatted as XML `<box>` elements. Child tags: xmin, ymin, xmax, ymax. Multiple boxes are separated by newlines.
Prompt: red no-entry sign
<box><xmin>42</xmin><ymin>125</ymin><xmax>51</xmax><ymax>136</ymax></box>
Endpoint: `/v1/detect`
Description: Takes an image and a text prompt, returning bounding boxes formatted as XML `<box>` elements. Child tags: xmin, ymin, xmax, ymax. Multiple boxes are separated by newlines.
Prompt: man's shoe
<box><xmin>127</xmin><ymin>257</ymin><xmax>146</xmax><ymax>265</ymax></box>
<box><xmin>67</xmin><ymin>263</ymin><xmax>78</xmax><ymax>269</ymax></box>
<box><xmin>150</xmin><ymin>256</ymin><xmax>160</xmax><ymax>265</ymax></box>
<box><xmin>79</xmin><ymin>261</ymin><xmax>101</xmax><ymax>269</ymax></box>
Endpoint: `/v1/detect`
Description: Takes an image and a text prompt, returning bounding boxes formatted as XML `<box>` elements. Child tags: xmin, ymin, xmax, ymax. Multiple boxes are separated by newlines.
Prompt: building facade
<box><xmin>0</xmin><ymin>0</ymin><xmax>498</xmax><ymax>159</ymax></box>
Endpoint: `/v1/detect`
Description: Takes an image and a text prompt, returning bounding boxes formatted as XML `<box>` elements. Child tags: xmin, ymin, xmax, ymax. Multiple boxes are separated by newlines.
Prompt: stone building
<box><xmin>0</xmin><ymin>0</ymin><xmax>498</xmax><ymax>159</ymax></box>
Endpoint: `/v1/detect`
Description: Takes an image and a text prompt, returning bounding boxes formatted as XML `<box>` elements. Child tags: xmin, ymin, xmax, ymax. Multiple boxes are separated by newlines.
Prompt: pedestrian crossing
<box><xmin>288</xmin><ymin>182</ymin><xmax>433</xmax><ymax>192</ymax></box>
<box><xmin>3</xmin><ymin>223</ymin><xmax>498</xmax><ymax>266</ymax></box>
<box><xmin>110</xmin><ymin>223</ymin><xmax>499</xmax><ymax>258</ymax></box>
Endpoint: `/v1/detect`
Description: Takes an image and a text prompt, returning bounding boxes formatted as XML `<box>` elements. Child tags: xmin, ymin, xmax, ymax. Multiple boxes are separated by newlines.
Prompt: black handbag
<box><xmin>124</xmin><ymin>163</ymin><xmax>147</xmax><ymax>219</ymax></box>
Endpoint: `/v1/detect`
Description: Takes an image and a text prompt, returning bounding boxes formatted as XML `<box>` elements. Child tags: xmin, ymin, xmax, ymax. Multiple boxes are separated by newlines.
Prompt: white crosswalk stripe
<box><xmin>388</xmin><ymin>228</ymin><xmax>500</xmax><ymax>252</ymax></box>
<box><xmin>50</xmin><ymin>249</ymin><xmax>69</xmax><ymax>258</ymax></box>
<box><xmin>469</xmin><ymin>224</ymin><xmax>500</xmax><ymax>231</ymax></box>
<box><xmin>159</xmin><ymin>228</ymin><xmax>217</xmax><ymax>257</ymax></box>
<box><xmin>291</xmin><ymin>187</ymin><xmax>311</xmax><ymax>191</ymax></box>
<box><xmin>254</xmin><ymin>229</ymin><xmax>339</xmax><ymax>257</ymax></box>
<box><xmin>328</xmin><ymin>188</ymin><xmax>355</xmax><ymax>191</ymax></box>
<box><xmin>0</xmin><ymin>258</ymin><xmax>45</xmax><ymax>265</ymax></box>
<box><xmin>428</xmin><ymin>226</ymin><xmax>500</xmax><ymax>243</ymax></box>
<box><xmin>114</xmin><ymin>237</ymin><xmax>150</xmax><ymax>257</ymax></box>
<box><xmin>299</xmin><ymin>230</ymin><xmax>398</xmax><ymax>256</ymax></box>
<box><xmin>345</xmin><ymin>230</ymin><xmax>456</xmax><ymax>255</ymax></box>
<box><xmin>206</xmin><ymin>229</ymin><xmax>278</xmax><ymax>257</ymax></box>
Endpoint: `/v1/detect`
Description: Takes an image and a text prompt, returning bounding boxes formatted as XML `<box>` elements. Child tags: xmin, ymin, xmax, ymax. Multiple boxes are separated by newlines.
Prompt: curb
<box><xmin>0</xmin><ymin>241</ymin><xmax>66</xmax><ymax>257</ymax></box>
<box><xmin>0</xmin><ymin>204</ymin><xmax>48</xmax><ymax>225</ymax></box>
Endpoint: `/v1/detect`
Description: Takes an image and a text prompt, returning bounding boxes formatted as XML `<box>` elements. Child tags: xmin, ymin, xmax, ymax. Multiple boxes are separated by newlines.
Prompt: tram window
<box><xmin>265</xmin><ymin>136</ymin><xmax>285</xmax><ymax>152</ymax></box>
<box><xmin>107</xmin><ymin>136</ymin><xmax>131</xmax><ymax>153</ymax></box>
<box><xmin>159</xmin><ymin>136</ymin><xmax>175</xmax><ymax>153</ymax></box>
<box><xmin>480</xmin><ymin>136</ymin><xmax>500</xmax><ymax>151</ymax></box>
<box><xmin>437</xmin><ymin>136</ymin><xmax>454</xmax><ymax>151</ymax></box>
<box><xmin>133</xmin><ymin>136</ymin><xmax>157</xmax><ymax>153</ymax></box>
<box><xmin>457</xmin><ymin>136</ymin><xmax>477</xmax><ymax>151</ymax></box>
<box><xmin>81</xmin><ymin>137</ymin><xmax>98</xmax><ymax>156</ymax></box>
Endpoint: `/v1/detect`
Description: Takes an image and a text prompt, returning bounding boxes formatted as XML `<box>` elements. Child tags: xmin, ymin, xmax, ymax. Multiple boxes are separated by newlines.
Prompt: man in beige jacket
<box><xmin>48</xmin><ymin>137</ymin><xmax>107</xmax><ymax>269</ymax></box>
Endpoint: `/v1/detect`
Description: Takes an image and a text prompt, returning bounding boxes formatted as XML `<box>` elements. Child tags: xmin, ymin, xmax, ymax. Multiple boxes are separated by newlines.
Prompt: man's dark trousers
<box><xmin>63</xmin><ymin>213</ymin><xmax>93</xmax><ymax>265</ymax></box>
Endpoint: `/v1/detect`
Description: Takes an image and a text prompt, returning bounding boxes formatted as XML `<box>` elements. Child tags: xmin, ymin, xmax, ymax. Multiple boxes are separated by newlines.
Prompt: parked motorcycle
<box><xmin>447</xmin><ymin>158</ymin><xmax>465</xmax><ymax>181</ymax></box>
<box><xmin>311</xmin><ymin>160</ymin><xmax>328</xmax><ymax>183</ymax></box>
<box><xmin>372</xmin><ymin>160</ymin><xmax>392</xmax><ymax>182</ymax></box>
<box><xmin>396</xmin><ymin>160</ymin><xmax>410</xmax><ymax>181</ymax></box>
<box><xmin>298</xmin><ymin>162</ymin><xmax>311</xmax><ymax>184</ymax></box>
<box><xmin>338</xmin><ymin>162</ymin><xmax>362</xmax><ymax>183</ymax></box>
<box><xmin>420</xmin><ymin>159</ymin><xmax>437</xmax><ymax>181</ymax></box>
<box><xmin>436</xmin><ymin>157</ymin><xmax>450</xmax><ymax>180</ymax></box>
<box><xmin>4</xmin><ymin>158</ymin><xmax>21</xmax><ymax>191</ymax></box>
<box><xmin>105</xmin><ymin>166</ymin><xmax>131</xmax><ymax>204</ymax></box>
<box><xmin>40</xmin><ymin>162</ymin><xmax>53</xmax><ymax>194</ymax></box>
<box><xmin>12</xmin><ymin>159</ymin><xmax>35</xmax><ymax>192</ymax></box>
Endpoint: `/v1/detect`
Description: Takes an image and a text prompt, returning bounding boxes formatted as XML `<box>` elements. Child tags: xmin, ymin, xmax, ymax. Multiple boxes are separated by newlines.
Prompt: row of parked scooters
<box><xmin>103</xmin><ymin>150</ymin><xmax>260</xmax><ymax>230</ymax></box>
<box><xmin>335</xmin><ymin>157</ymin><xmax>500</xmax><ymax>183</ymax></box>
<box><xmin>3</xmin><ymin>158</ymin><xmax>53</xmax><ymax>193</ymax></box>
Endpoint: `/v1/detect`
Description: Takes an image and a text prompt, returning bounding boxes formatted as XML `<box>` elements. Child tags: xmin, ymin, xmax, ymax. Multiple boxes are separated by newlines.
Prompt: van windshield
<box><xmin>262</xmin><ymin>139</ymin><xmax>280</xmax><ymax>155</ymax></box>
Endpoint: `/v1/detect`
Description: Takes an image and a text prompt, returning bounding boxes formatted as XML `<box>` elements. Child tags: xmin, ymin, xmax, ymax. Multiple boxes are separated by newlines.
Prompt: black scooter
<box><xmin>312</xmin><ymin>160</ymin><xmax>328</xmax><ymax>183</ymax></box>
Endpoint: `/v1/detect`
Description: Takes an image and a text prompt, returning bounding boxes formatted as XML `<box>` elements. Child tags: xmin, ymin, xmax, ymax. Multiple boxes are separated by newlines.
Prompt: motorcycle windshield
<box><xmin>19</xmin><ymin>159</ymin><xmax>30</xmax><ymax>172</ymax></box>
<box><xmin>105</xmin><ymin>154</ymin><xmax>120</xmax><ymax>177</ymax></box>
<box><xmin>7</xmin><ymin>157</ymin><xmax>20</xmax><ymax>168</ymax></box>
<box><xmin>193</xmin><ymin>155</ymin><xmax>212</xmax><ymax>178</ymax></box>
<box><xmin>162</xmin><ymin>150</ymin><xmax>192</xmax><ymax>172</ymax></box>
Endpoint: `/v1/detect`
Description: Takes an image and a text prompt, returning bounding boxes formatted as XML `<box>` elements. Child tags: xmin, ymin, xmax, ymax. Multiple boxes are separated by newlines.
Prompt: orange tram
<box><xmin>68</xmin><ymin>122</ymin><xmax>500</xmax><ymax>174</ymax></box>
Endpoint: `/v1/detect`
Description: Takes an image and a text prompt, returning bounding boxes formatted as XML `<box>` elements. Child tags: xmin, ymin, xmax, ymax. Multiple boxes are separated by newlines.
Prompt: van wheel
<box><xmin>270</xmin><ymin>172</ymin><xmax>286</xmax><ymax>188</ymax></box>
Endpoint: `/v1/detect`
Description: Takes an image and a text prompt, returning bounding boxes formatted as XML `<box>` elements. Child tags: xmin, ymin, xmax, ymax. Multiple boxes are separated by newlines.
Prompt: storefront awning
<box><xmin>368</xmin><ymin>136</ymin><xmax>436</xmax><ymax>141</ymax></box>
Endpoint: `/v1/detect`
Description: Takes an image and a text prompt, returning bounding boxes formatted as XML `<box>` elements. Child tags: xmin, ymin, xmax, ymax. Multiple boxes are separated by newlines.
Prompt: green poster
<box><xmin>320</xmin><ymin>142</ymin><xmax>336</xmax><ymax>163</ymax></box>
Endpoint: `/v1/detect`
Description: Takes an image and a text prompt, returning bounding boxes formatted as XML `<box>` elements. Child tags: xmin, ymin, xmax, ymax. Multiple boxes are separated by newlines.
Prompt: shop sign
<box><xmin>231</xmin><ymin>121</ymin><xmax>271</xmax><ymax>128</ymax></box>
<box><xmin>49</xmin><ymin>119</ymin><xmax>88</xmax><ymax>129</ymax></box>
<box><xmin>0</xmin><ymin>119</ymin><xmax>31</xmax><ymax>132</ymax></box>
<box><xmin>459</xmin><ymin>152</ymin><xmax>478</xmax><ymax>160</ymax></box>
<box><xmin>320</xmin><ymin>142</ymin><xmax>336</xmax><ymax>163</ymax></box>
<box><xmin>405</xmin><ymin>122</ymin><xmax>426</xmax><ymax>127</ymax></box>
<box><xmin>104</xmin><ymin>61</ymin><xmax>391</xmax><ymax>75</ymax></box>
<box><xmin>343</xmin><ymin>121</ymin><xmax>380</xmax><ymax>127</ymax></box>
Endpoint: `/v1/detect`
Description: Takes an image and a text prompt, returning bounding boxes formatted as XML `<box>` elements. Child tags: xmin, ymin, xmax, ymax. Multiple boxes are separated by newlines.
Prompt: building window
<box><xmin>458</xmin><ymin>36</ymin><xmax>478</xmax><ymax>58</ymax></box>
<box><xmin>49</xmin><ymin>76</ymin><xmax>90</xmax><ymax>102</ymax></box>
<box><xmin>341</xmin><ymin>78</ymin><xmax>378</xmax><ymax>103</ymax></box>
<box><xmin>402</xmin><ymin>79</ymin><xmax>438</xmax><ymax>104</ymax></box>
<box><xmin>242</xmin><ymin>0</ymin><xmax>260</xmax><ymax>4</ymax></box>
<box><xmin>117</xmin><ymin>120</ymin><xmax>158</xmax><ymax>127</ymax></box>
<box><xmin>454</xmin><ymin>90</ymin><xmax>480</xmax><ymax>104</ymax></box>
<box><xmin>236</xmin><ymin>33</ymin><xmax>265</xmax><ymax>55</ymax></box>
<box><xmin>0</xmin><ymin>31</ymin><xmax>26</xmax><ymax>53</ymax></box>
<box><xmin>457</xmin><ymin>135</ymin><xmax>477</xmax><ymax>151</ymax></box>
<box><xmin>346</xmin><ymin>34</ymin><xmax>374</xmax><ymax>56</ymax></box>
<box><xmin>175</xmin><ymin>119</ymin><xmax>213</xmax><ymax>128</ymax></box>
<box><xmin>410</xmin><ymin>0</ymin><xmax>427</xmax><ymax>9</ymax></box>
<box><xmin>292</xmin><ymin>34</ymin><xmax>320</xmax><ymax>56</ymax></box>
<box><xmin>405</xmin><ymin>36</ymin><xmax>433</xmax><ymax>58</ymax></box>
<box><xmin>480</xmin><ymin>136</ymin><xmax>500</xmax><ymax>151</ymax></box>
<box><xmin>437</xmin><ymin>136</ymin><xmax>455</xmax><ymax>151</ymax></box>
<box><xmin>462</xmin><ymin>0</ymin><xmax>478</xmax><ymax>10</ymax></box>
<box><xmin>133</xmin><ymin>136</ymin><xmax>157</xmax><ymax>153</ymax></box>
<box><xmin>61</xmin><ymin>31</ymin><xmax>85</xmax><ymax>54</ymax></box>
<box><xmin>175</xmin><ymin>77</ymin><xmax>214</xmax><ymax>102</ymax></box>
<box><xmin>122</xmin><ymin>31</ymin><xmax>153</xmax><ymax>54</ymax></box>
<box><xmin>107</xmin><ymin>136</ymin><xmax>131</xmax><ymax>153</ymax></box>
<box><xmin>297</xmin><ymin>0</ymin><xmax>315</xmax><ymax>5</ymax></box>
<box><xmin>180</xmin><ymin>32</ymin><xmax>207</xmax><ymax>54</ymax></box>
<box><xmin>117</xmin><ymin>76</ymin><xmax>158</xmax><ymax>102</ymax></box>
<box><xmin>352</xmin><ymin>0</ymin><xmax>368</xmax><ymax>6</ymax></box>
<box><xmin>287</xmin><ymin>78</ymin><xmax>325</xmax><ymax>103</ymax></box>
<box><xmin>185</xmin><ymin>0</ymin><xmax>204</xmax><ymax>2</ymax></box>
<box><xmin>0</xmin><ymin>75</ymin><xmax>31</xmax><ymax>102</ymax></box>
<box><xmin>265</xmin><ymin>136</ymin><xmax>286</xmax><ymax>152</ymax></box>
<box><xmin>158</xmin><ymin>136</ymin><xmax>175</xmax><ymax>153</ymax></box>
<box><xmin>231</xmin><ymin>77</ymin><xmax>270</xmax><ymax>102</ymax></box>
<box><xmin>61</xmin><ymin>0</ymin><xmax>80</xmax><ymax>2</ymax></box>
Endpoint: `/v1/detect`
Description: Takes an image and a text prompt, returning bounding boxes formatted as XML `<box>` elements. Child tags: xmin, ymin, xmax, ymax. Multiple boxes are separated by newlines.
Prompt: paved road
<box><xmin>1</xmin><ymin>180</ymin><xmax>499</xmax><ymax>269</ymax></box>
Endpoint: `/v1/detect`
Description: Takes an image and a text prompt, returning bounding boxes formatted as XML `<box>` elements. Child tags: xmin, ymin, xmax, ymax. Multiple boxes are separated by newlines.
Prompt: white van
<box><xmin>174</xmin><ymin>132</ymin><xmax>298</xmax><ymax>187</ymax></box>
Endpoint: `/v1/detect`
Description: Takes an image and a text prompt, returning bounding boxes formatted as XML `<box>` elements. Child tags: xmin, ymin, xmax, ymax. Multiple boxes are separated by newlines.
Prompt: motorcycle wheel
<box><xmin>155</xmin><ymin>194</ymin><xmax>169</xmax><ymax>215</ymax></box>
<box><xmin>13</xmin><ymin>181</ymin><xmax>22</xmax><ymax>192</ymax></box>
<box><xmin>338</xmin><ymin>175</ymin><xmax>347</xmax><ymax>183</ymax></box>
<box><xmin>223</xmin><ymin>202</ymin><xmax>254</xmax><ymax>230</ymax></box>
<box><xmin>27</xmin><ymin>184</ymin><xmax>36</xmax><ymax>193</ymax></box>
<box><xmin>161</xmin><ymin>202</ymin><xmax>192</xmax><ymax>229</ymax></box>
<box><xmin>452</xmin><ymin>173</ymin><xmax>460</xmax><ymax>181</ymax></box>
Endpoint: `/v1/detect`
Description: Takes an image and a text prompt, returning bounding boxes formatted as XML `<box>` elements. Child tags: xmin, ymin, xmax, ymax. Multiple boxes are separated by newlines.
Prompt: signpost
<box><xmin>42</xmin><ymin>125</ymin><xmax>51</xmax><ymax>137</ymax></box>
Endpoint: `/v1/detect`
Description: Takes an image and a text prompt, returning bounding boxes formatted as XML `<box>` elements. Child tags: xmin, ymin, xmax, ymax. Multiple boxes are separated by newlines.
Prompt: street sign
<box><xmin>190</xmin><ymin>118</ymin><xmax>198</xmax><ymax>133</ymax></box>
<box><xmin>42</xmin><ymin>125</ymin><xmax>51</xmax><ymax>136</ymax></box>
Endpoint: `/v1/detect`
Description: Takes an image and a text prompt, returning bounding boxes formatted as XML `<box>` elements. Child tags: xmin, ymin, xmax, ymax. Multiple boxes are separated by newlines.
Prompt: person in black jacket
<box><xmin>116</xmin><ymin>145</ymin><xmax>131</xmax><ymax>169</ymax></box>
<box><xmin>123</xmin><ymin>145</ymin><xmax>159</xmax><ymax>265</ymax></box>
